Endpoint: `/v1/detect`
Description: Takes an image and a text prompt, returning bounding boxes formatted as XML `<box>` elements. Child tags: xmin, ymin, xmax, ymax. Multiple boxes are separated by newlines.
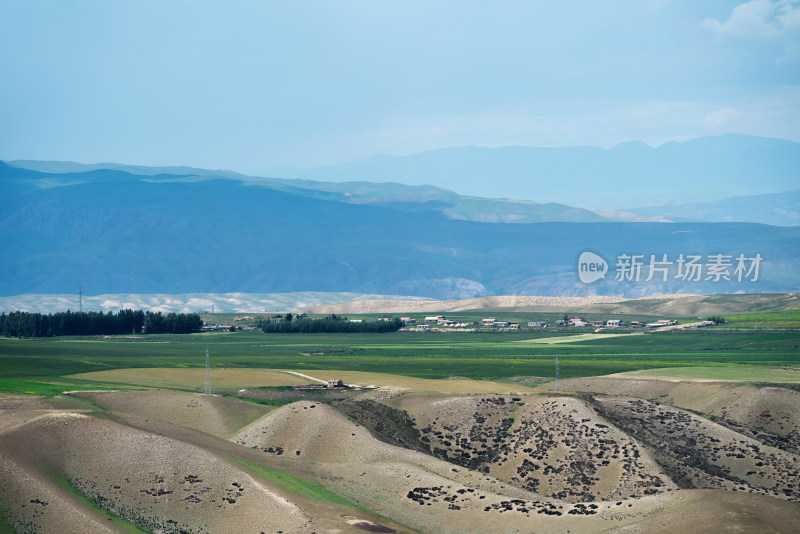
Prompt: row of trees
<box><xmin>0</xmin><ymin>310</ymin><xmax>202</xmax><ymax>337</ymax></box>
<box><xmin>259</xmin><ymin>314</ymin><xmax>403</xmax><ymax>333</ymax></box>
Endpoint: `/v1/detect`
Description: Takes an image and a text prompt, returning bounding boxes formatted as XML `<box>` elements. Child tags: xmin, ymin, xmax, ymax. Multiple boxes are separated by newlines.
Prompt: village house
<box><xmin>647</xmin><ymin>319</ymin><xmax>677</xmax><ymax>327</ymax></box>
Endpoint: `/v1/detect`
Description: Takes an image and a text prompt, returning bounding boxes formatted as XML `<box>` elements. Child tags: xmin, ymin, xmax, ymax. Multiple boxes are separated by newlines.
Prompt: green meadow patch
<box><xmin>234</xmin><ymin>459</ymin><xmax>362</xmax><ymax>509</ymax></box>
<box><xmin>51</xmin><ymin>473</ymin><xmax>147</xmax><ymax>534</ymax></box>
<box><xmin>719</xmin><ymin>310</ymin><xmax>800</xmax><ymax>329</ymax></box>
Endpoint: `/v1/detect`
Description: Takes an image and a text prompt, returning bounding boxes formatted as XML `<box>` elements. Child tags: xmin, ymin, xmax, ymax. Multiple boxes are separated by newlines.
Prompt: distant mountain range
<box><xmin>2</xmin><ymin>159</ymin><xmax>799</xmax><ymax>299</ymax></box>
<box><xmin>263</xmin><ymin>134</ymin><xmax>800</xmax><ymax>211</ymax></box>
<box><xmin>627</xmin><ymin>190</ymin><xmax>800</xmax><ymax>227</ymax></box>
<box><xmin>8</xmin><ymin>134</ymin><xmax>800</xmax><ymax>226</ymax></box>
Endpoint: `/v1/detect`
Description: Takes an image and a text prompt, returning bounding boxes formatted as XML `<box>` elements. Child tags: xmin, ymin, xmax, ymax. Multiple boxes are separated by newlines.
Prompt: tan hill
<box><xmin>593</xmin><ymin>397</ymin><xmax>800</xmax><ymax>500</ymax></box>
<box><xmin>543</xmin><ymin>377</ymin><xmax>800</xmax><ymax>454</ymax></box>
<box><xmin>0</xmin><ymin>412</ymin><xmax>321</xmax><ymax>533</ymax></box>
<box><xmin>300</xmin><ymin>292</ymin><xmax>800</xmax><ymax>315</ymax></box>
<box><xmin>75</xmin><ymin>390</ymin><xmax>276</xmax><ymax>439</ymax></box>
<box><xmin>2</xmin><ymin>380</ymin><xmax>799</xmax><ymax>533</ymax></box>
<box><xmin>389</xmin><ymin>395</ymin><xmax>676</xmax><ymax>503</ymax></box>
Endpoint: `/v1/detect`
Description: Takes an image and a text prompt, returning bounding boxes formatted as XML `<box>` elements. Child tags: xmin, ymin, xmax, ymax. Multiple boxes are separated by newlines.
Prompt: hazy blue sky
<box><xmin>1</xmin><ymin>0</ymin><xmax>798</xmax><ymax>173</ymax></box>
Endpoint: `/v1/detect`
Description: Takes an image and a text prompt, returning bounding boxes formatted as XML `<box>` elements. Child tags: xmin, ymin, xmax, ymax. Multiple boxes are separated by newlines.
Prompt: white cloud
<box><xmin>704</xmin><ymin>0</ymin><xmax>800</xmax><ymax>38</ymax></box>
<box><xmin>703</xmin><ymin>107</ymin><xmax>745</xmax><ymax>128</ymax></box>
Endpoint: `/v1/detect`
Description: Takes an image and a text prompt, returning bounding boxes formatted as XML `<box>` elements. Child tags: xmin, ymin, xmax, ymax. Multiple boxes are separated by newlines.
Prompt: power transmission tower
<box><xmin>204</xmin><ymin>346</ymin><xmax>211</xmax><ymax>394</ymax></box>
<box><xmin>555</xmin><ymin>355</ymin><xmax>561</xmax><ymax>391</ymax></box>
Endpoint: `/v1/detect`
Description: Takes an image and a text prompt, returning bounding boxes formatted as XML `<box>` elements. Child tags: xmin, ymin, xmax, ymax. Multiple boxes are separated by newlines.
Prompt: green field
<box><xmin>718</xmin><ymin>310</ymin><xmax>800</xmax><ymax>329</ymax></box>
<box><xmin>1</xmin><ymin>324</ymin><xmax>799</xmax><ymax>394</ymax></box>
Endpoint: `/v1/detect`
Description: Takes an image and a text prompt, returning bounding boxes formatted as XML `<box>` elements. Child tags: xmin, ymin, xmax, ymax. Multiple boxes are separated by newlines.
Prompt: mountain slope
<box><xmin>4</xmin><ymin>160</ymin><xmax>612</xmax><ymax>223</ymax></box>
<box><xmin>628</xmin><ymin>189</ymin><xmax>800</xmax><ymax>227</ymax></box>
<box><xmin>2</xmin><ymin>172</ymin><xmax>799</xmax><ymax>298</ymax></box>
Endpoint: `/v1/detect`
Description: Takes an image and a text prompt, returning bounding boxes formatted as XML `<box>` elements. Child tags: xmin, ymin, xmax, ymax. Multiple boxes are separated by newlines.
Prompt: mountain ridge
<box><xmin>2</xmin><ymin>169</ymin><xmax>799</xmax><ymax>298</ymax></box>
<box><xmin>261</xmin><ymin>134</ymin><xmax>800</xmax><ymax>209</ymax></box>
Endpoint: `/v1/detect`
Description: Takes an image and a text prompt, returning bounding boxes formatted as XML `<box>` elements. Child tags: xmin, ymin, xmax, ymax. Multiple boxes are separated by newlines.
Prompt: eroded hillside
<box><xmin>1</xmin><ymin>381</ymin><xmax>799</xmax><ymax>533</ymax></box>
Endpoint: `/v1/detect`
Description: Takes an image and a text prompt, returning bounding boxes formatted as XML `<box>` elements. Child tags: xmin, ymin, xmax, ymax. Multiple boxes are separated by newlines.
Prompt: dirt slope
<box><xmin>551</xmin><ymin>378</ymin><xmax>800</xmax><ymax>453</ymax></box>
<box><xmin>74</xmin><ymin>390</ymin><xmax>274</xmax><ymax>439</ymax></box>
<box><xmin>594</xmin><ymin>397</ymin><xmax>800</xmax><ymax>501</ymax></box>
<box><xmin>389</xmin><ymin>395</ymin><xmax>675</xmax><ymax>502</ymax></box>
<box><xmin>0</xmin><ymin>412</ymin><xmax>328</xmax><ymax>533</ymax></box>
<box><xmin>2</xmin><ymin>388</ymin><xmax>798</xmax><ymax>533</ymax></box>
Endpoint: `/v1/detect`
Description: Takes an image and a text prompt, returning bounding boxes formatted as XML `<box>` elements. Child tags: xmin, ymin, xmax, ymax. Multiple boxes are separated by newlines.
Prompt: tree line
<box><xmin>259</xmin><ymin>313</ymin><xmax>403</xmax><ymax>333</ymax></box>
<box><xmin>0</xmin><ymin>310</ymin><xmax>203</xmax><ymax>337</ymax></box>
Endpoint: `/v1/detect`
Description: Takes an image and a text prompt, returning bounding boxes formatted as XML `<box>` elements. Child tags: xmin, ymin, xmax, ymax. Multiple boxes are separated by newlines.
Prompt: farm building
<box><xmin>293</xmin><ymin>379</ymin><xmax>348</xmax><ymax>390</ymax></box>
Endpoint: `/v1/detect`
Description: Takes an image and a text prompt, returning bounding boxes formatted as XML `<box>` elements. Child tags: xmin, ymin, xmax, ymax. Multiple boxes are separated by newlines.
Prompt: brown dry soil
<box><xmin>2</xmin><ymin>373</ymin><xmax>800</xmax><ymax>533</ymax></box>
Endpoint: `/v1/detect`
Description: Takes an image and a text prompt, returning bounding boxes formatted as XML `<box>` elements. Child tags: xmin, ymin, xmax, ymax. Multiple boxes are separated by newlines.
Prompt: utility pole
<box><xmin>204</xmin><ymin>346</ymin><xmax>211</xmax><ymax>394</ymax></box>
<box><xmin>555</xmin><ymin>355</ymin><xmax>561</xmax><ymax>391</ymax></box>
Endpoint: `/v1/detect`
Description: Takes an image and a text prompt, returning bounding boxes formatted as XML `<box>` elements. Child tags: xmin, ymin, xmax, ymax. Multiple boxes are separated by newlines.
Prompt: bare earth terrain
<box><xmin>300</xmin><ymin>292</ymin><xmax>800</xmax><ymax>315</ymax></box>
<box><xmin>2</xmin><ymin>367</ymin><xmax>800</xmax><ymax>533</ymax></box>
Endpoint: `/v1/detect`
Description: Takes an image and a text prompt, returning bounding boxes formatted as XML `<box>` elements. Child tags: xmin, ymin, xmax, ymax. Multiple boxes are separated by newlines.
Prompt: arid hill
<box><xmin>1</xmin><ymin>377</ymin><xmax>799</xmax><ymax>533</ymax></box>
<box><xmin>299</xmin><ymin>292</ymin><xmax>800</xmax><ymax>316</ymax></box>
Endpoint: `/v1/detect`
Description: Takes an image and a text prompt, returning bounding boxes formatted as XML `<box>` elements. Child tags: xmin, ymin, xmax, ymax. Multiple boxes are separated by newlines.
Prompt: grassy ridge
<box><xmin>234</xmin><ymin>460</ymin><xmax>362</xmax><ymax>509</ymax></box>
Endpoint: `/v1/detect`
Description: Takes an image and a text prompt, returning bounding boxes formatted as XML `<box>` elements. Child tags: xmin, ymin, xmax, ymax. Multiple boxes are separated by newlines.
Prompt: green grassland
<box><xmin>1</xmin><ymin>320</ymin><xmax>799</xmax><ymax>394</ymax></box>
<box><xmin>718</xmin><ymin>310</ymin><xmax>800</xmax><ymax>329</ymax></box>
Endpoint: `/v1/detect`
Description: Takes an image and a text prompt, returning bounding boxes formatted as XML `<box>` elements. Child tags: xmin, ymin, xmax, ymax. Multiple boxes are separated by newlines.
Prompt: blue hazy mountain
<box><xmin>627</xmin><ymin>190</ymin><xmax>800</xmax><ymax>227</ymax></box>
<box><xmin>3</xmin><ymin>160</ymin><xmax>612</xmax><ymax>223</ymax></box>
<box><xmin>263</xmin><ymin>134</ymin><xmax>800</xmax><ymax>209</ymax></box>
<box><xmin>2</xmin><ymin>163</ymin><xmax>798</xmax><ymax>299</ymax></box>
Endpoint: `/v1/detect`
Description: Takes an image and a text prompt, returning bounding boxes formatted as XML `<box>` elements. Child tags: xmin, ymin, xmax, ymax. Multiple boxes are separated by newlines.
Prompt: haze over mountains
<box><xmin>264</xmin><ymin>134</ymin><xmax>800</xmax><ymax>211</ymax></box>
<box><xmin>2</xmin><ymin>134</ymin><xmax>799</xmax><ymax>301</ymax></box>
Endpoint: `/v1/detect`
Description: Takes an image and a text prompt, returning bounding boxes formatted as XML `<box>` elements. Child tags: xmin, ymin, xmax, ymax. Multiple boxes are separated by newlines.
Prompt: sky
<box><xmin>1</xmin><ymin>0</ymin><xmax>799</xmax><ymax>174</ymax></box>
